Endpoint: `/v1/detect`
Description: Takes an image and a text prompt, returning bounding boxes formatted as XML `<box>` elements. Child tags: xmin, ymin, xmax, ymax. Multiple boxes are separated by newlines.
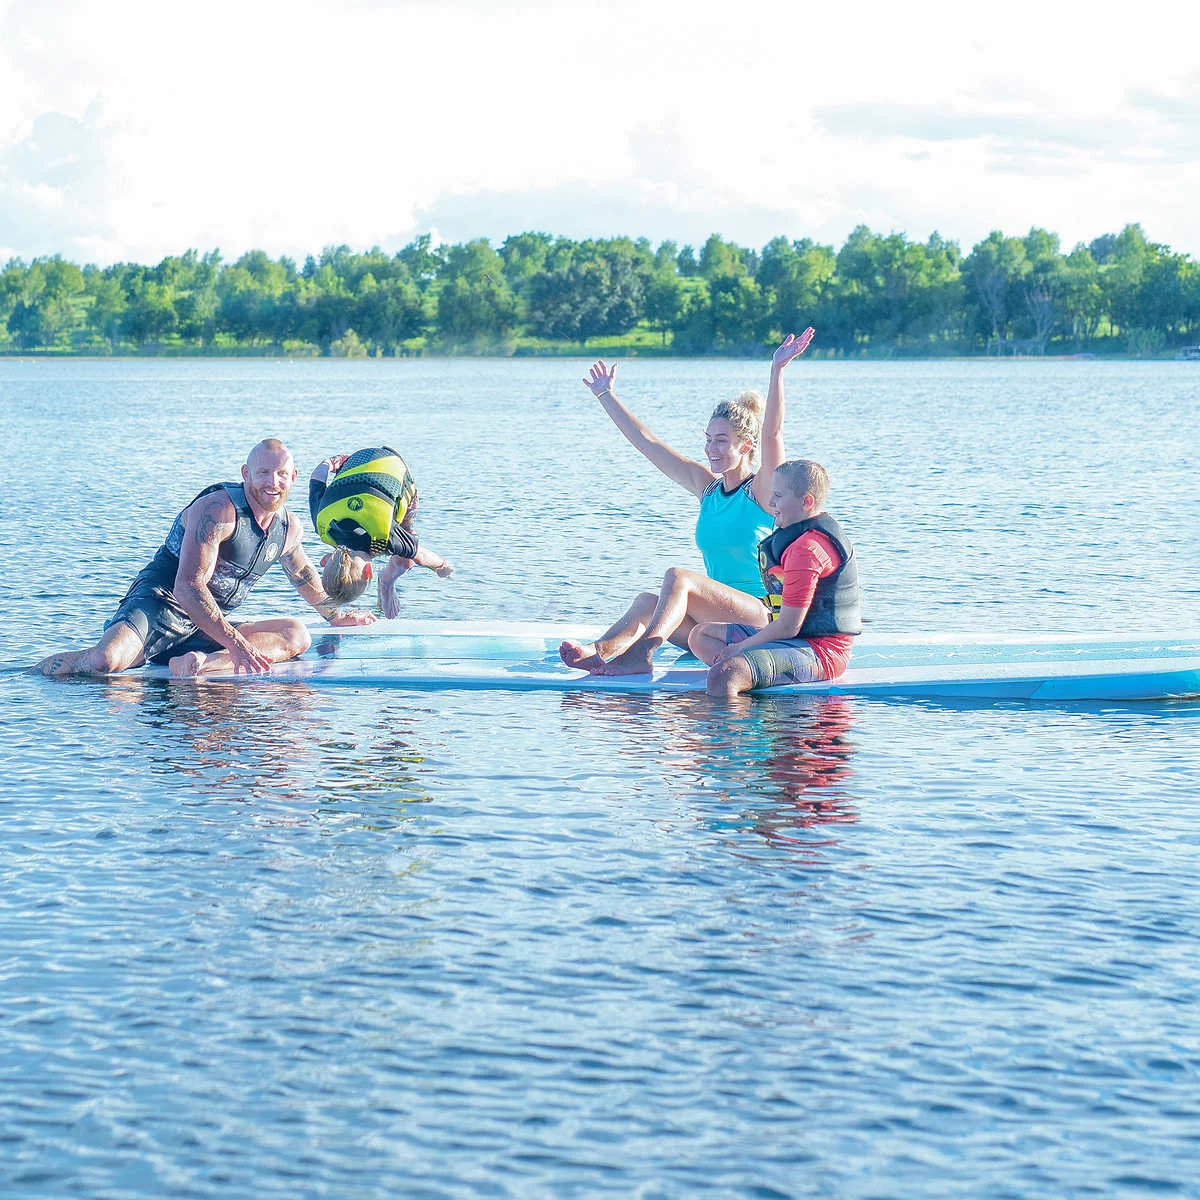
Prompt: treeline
<box><xmin>2</xmin><ymin>223</ymin><xmax>1199</xmax><ymax>358</ymax></box>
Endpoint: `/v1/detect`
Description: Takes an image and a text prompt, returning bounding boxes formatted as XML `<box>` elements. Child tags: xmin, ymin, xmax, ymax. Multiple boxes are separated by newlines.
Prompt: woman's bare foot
<box><xmin>559</xmin><ymin>640</ymin><xmax>605</xmax><ymax>671</ymax></box>
<box><xmin>593</xmin><ymin>639</ymin><xmax>658</xmax><ymax>676</ymax></box>
<box><xmin>169</xmin><ymin>651</ymin><xmax>207</xmax><ymax>678</ymax></box>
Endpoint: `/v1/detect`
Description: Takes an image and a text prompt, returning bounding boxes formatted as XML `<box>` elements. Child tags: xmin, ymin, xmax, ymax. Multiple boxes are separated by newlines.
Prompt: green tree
<box><xmin>162</xmin><ymin>250</ymin><xmax>220</xmax><ymax>345</ymax></box>
<box><xmin>398</xmin><ymin>234</ymin><xmax>445</xmax><ymax>288</ymax></box>
<box><xmin>709</xmin><ymin>273</ymin><xmax>765</xmax><ymax>350</ymax></box>
<box><xmin>698</xmin><ymin>234</ymin><xmax>749</xmax><ymax>282</ymax></box>
<box><xmin>1060</xmin><ymin>246</ymin><xmax>1103</xmax><ymax>345</ymax></box>
<box><xmin>500</xmin><ymin>232</ymin><xmax>553</xmax><ymax>293</ymax></box>
<box><xmin>759</xmin><ymin>236</ymin><xmax>836</xmax><ymax>343</ymax></box>
<box><xmin>1101</xmin><ymin>224</ymin><xmax>1153</xmax><ymax>340</ymax></box>
<box><xmin>0</xmin><ymin>259</ymin><xmax>27</xmax><ymax>329</ymax></box>
<box><xmin>433</xmin><ymin>240</ymin><xmax>517</xmax><ymax>344</ymax></box>
<box><xmin>962</xmin><ymin>231</ymin><xmax>1031</xmax><ymax>351</ymax></box>
<box><xmin>654</xmin><ymin>240</ymin><xmax>679</xmax><ymax>272</ymax></box>
<box><xmin>435</xmin><ymin>274</ymin><xmax>518</xmax><ymax>343</ymax></box>
<box><xmin>1018</xmin><ymin>228</ymin><xmax>1066</xmax><ymax>351</ymax></box>
<box><xmin>526</xmin><ymin>241</ymin><xmax>645</xmax><ymax>343</ymax></box>
<box><xmin>122</xmin><ymin>275</ymin><xmax>179</xmax><ymax>344</ymax></box>
<box><xmin>671</xmin><ymin>279</ymin><xmax>714</xmax><ymax>352</ymax></box>
<box><xmin>352</xmin><ymin>272</ymin><xmax>425</xmax><ymax>351</ymax></box>
<box><xmin>216</xmin><ymin>251</ymin><xmax>294</xmax><ymax>345</ymax></box>
<box><xmin>831</xmin><ymin>227</ymin><xmax>960</xmax><ymax>349</ymax></box>
<box><xmin>300</xmin><ymin>263</ymin><xmax>353</xmax><ymax>349</ymax></box>
<box><xmin>671</xmin><ymin>234</ymin><xmax>762</xmax><ymax>352</ymax></box>
<box><xmin>1104</xmin><ymin>226</ymin><xmax>1200</xmax><ymax>347</ymax></box>
<box><xmin>644</xmin><ymin>270</ymin><xmax>684</xmax><ymax>345</ymax></box>
<box><xmin>83</xmin><ymin>266</ymin><xmax>128</xmax><ymax>349</ymax></box>
<box><xmin>5</xmin><ymin>256</ymin><xmax>86</xmax><ymax>349</ymax></box>
<box><xmin>329</xmin><ymin>328</ymin><xmax>368</xmax><ymax>357</ymax></box>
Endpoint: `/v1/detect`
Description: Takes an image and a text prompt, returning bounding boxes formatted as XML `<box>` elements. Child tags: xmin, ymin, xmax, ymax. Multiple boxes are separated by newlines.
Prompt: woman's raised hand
<box><xmin>772</xmin><ymin>327</ymin><xmax>816</xmax><ymax>369</ymax></box>
<box><xmin>583</xmin><ymin>360</ymin><xmax>618</xmax><ymax>399</ymax></box>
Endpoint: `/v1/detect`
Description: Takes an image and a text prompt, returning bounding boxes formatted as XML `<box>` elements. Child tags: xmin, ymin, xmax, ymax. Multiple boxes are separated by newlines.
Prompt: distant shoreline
<box><xmin>2</xmin><ymin>350</ymin><xmax>1190</xmax><ymax>363</ymax></box>
<box><xmin>4</xmin><ymin>225</ymin><xmax>1197</xmax><ymax>361</ymax></box>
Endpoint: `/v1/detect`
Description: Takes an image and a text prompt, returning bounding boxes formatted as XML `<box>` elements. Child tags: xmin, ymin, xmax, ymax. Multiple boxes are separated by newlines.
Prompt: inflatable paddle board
<box><xmin>143</xmin><ymin>621</ymin><xmax>1200</xmax><ymax>702</ymax></box>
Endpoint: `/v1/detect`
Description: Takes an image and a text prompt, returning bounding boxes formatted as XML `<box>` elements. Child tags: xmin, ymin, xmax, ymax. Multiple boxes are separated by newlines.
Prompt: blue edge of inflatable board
<box><xmin>140</xmin><ymin>622</ymin><xmax>1200</xmax><ymax>703</ymax></box>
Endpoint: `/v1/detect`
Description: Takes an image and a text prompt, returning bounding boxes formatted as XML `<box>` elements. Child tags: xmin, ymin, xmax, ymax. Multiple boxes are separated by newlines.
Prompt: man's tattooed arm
<box><xmin>174</xmin><ymin>493</ymin><xmax>275</xmax><ymax>672</ymax></box>
<box><xmin>281</xmin><ymin>514</ymin><xmax>376</xmax><ymax>627</ymax></box>
<box><xmin>281</xmin><ymin>547</ymin><xmax>320</xmax><ymax>591</ymax></box>
<box><xmin>280</xmin><ymin>519</ymin><xmax>342</xmax><ymax>620</ymax></box>
<box><xmin>173</xmin><ymin>493</ymin><xmax>242</xmax><ymax>647</ymax></box>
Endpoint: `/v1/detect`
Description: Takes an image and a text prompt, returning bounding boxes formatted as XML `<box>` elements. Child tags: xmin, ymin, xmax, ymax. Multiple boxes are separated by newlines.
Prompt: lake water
<box><xmin>2</xmin><ymin>357</ymin><xmax>1199</xmax><ymax>1197</ymax></box>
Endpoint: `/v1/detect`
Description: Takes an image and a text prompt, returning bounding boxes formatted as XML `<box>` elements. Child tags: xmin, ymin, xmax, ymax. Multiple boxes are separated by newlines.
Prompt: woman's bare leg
<box><xmin>559</xmin><ymin>591</ymin><xmax>658</xmax><ymax>670</ymax></box>
<box><xmin>597</xmin><ymin>570</ymin><xmax>768</xmax><ymax>676</ymax></box>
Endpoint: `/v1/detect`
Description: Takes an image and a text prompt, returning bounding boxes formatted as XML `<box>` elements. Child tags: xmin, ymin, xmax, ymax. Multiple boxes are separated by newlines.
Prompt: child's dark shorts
<box><xmin>725</xmin><ymin>623</ymin><xmax>825</xmax><ymax>689</ymax></box>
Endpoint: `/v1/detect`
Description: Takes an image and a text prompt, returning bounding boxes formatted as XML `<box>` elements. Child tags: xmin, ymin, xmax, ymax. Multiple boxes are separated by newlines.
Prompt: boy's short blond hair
<box><xmin>775</xmin><ymin>459</ymin><xmax>830</xmax><ymax>511</ymax></box>
<box><xmin>321</xmin><ymin>546</ymin><xmax>371</xmax><ymax>605</ymax></box>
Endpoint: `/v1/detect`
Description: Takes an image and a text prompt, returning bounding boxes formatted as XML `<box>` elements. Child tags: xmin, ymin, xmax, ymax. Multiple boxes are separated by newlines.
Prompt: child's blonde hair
<box><xmin>775</xmin><ymin>459</ymin><xmax>830</xmax><ymax>511</ymax></box>
<box><xmin>321</xmin><ymin>546</ymin><xmax>371</xmax><ymax>605</ymax></box>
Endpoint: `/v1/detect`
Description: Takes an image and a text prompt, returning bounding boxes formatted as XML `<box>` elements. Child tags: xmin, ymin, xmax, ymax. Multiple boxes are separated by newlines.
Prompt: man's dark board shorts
<box><xmin>104</xmin><ymin>579</ymin><xmax>226</xmax><ymax>665</ymax></box>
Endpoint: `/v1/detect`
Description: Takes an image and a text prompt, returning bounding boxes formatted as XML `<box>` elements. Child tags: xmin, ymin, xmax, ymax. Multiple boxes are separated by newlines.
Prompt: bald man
<box><xmin>36</xmin><ymin>439</ymin><xmax>374</xmax><ymax>679</ymax></box>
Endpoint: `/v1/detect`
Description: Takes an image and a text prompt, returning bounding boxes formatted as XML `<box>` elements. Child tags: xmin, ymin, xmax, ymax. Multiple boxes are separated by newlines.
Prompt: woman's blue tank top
<box><xmin>694</xmin><ymin>476</ymin><xmax>774</xmax><ymax>597</ymax></box>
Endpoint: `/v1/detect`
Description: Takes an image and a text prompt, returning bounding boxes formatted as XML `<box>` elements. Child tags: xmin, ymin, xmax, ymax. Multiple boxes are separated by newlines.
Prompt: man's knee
<box><xmin>91</xmin><ymin>625</ymin><xmax>145</xmax><ymax>673</ymax></box>
<box><xmin>706</xmin><ymin>656</ymin><xmax>753</xmax><ymax>698</ymax></box>
<box><xmin>283</xmin><ymin>620</ymin><xmax>311</xmax><ymax>657</ymax></box>
<box><xmin>294</xmin><ymin>622</ymin><xmax>312</xmax><ymax>655</ymax></box>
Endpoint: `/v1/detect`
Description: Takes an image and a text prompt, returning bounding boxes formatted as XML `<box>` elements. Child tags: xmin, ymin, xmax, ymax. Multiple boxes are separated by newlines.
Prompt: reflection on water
<box><xmin>313</xmin><ymin>633</ymin><xmax>346</xmax><ymax>659</ymax></box>
<box><xmin>559</xmin><ymin>689</ymin><xmax>858</xmax><ymax>858</ymax></box>
<box><xmin>93</xmin><ymin>675</ymin><xmax>437</xmax><ymax>819</ymax></box>
<box><xmin>742</xmin><ymin>697</ymin><xmax>857</xmax><ymax>849</ymax></box>
<box><xmin>4</xmin><ymin>661</ymin><xmax>1200</xmax><ymax>1197</ymax></box>
<box><xmin>4</xmin><ymin>359</ymin><xmax>1200</xmax><ymax>1197</ymax></box>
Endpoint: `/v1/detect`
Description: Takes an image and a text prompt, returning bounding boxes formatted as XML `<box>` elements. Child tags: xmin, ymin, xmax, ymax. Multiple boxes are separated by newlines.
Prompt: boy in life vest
<box><xmin>309</xmin><ymin>447</ymin><xmax>454</xmax><ymax>618</ymax></box>
<box><xmin>688</xmin><ymin>459</ymin><xmax>862</xmax><ymax>699</ymax></box>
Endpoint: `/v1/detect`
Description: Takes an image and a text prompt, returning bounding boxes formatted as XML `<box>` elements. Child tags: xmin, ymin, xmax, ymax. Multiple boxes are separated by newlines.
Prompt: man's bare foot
<box><xmin>169</xmin><ymin>651</ymin><xmax>207</xmax><ymax>678</ymax></box>
<box><xmin>34</xmin><ymin>652</ymin><xmax>80</xmax><ymax>677</ymax></box>
<box><xmin>559</xmin><ymin>640</ymin><xmax>605</xmax><ymax>671</ymax></box>
<box><xmin>592</xmin><ymin>641</ymin><xmax>657</xmax><ymax>676</ymax></box>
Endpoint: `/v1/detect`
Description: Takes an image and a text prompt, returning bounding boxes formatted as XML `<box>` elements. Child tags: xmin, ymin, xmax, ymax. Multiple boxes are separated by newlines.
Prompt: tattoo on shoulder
<box><xmin>194</xmin><ymin>509</ymin><xmax>221</xmax><ymax>546</ymax></box>
<box><xmin>190</xmin><ymin>495</ymin><xmax>232</xmax><ymax>546</ymax></box>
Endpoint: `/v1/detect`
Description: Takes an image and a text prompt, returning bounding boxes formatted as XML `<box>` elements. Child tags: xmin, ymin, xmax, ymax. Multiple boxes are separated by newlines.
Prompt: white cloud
<box><xmin>2</xmin><ymin>0</ymin><xmax>1200</xmax><ymax>264</ymax></box>
<box><xmin>0</xmin><ymin>108</ymin><xmax>123</xmax><ymax>261</ymax></box>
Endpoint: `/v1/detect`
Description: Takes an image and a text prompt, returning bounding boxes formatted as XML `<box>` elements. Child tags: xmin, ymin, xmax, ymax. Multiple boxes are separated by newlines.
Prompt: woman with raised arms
<box><xmin>559</xmin><ymin>327</ymin><xmax>815</xmax><ymax>676</ymax></box>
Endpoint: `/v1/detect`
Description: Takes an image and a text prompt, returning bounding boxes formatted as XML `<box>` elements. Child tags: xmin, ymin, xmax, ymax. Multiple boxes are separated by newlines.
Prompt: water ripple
<box><xmin>3</xmin><ymin>361</ymin><xmax>1199</xmax><ymax>1196</ymax></box>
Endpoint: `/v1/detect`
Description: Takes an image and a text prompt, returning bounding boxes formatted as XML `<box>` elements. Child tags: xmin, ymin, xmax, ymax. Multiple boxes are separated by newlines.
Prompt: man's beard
<box><xmin>253</xmin><ymin>487</ymin><xmax>287</xmax><ymax>513</ymax></box>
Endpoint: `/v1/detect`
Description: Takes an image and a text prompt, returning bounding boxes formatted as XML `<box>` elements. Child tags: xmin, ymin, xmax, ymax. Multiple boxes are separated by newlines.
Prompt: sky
<box><xmin>3</xmin><ymin>0</ymin><xmax>1200</xmax><ymax>267</ymax></box>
